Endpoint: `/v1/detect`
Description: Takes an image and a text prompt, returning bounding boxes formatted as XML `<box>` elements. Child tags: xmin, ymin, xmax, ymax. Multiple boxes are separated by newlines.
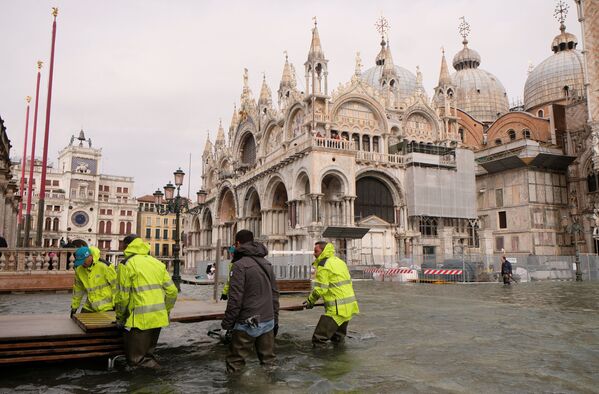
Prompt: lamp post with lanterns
<box><xmin>153</xmin><ymin>168</ymin><xmax>206</xmax><ymax>291</ymax></box>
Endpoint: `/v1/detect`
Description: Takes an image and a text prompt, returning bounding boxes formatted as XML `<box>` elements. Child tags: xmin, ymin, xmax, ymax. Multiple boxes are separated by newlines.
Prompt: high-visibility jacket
<box><xmin>115</xmin><ymin>238</ymin><xmax>178</xmax><ymax>330</ymax></box>
<box><xmin>221</xmin><ymin>262</ymin><xmax>233</xmax><ymax>296</ymax></box>
<box><xmin>71</xmin><ymin>246</ymin><xmax>116</xmax><ymax>312</ymax></box>
<box><xmin>307</xmin><ymin>243</ymin><xmax>359</xmax><ymax>325</ymax></box>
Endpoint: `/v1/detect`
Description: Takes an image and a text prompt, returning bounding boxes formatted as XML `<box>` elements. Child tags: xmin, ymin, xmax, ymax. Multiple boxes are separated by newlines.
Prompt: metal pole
<box><xmin>575</xmin><ymin>227</ymin><xmax>582</xmax><ymax>282</ymax></box>
<box><xmin>213</xmin><ymin>238</ymin><xmax>221</xmax><ymax>301</ymax></box>
<box><xmin>172</xmin><ymin>187</ymin><xmax>181</xmax><ymax>291</ymax></box>
<box><xmin>36</xmin><ymin>8</ymin><xmax>59</xmax><ymax>247</ymax></box>
<box><xmin>462</xmin><ymin>248</ymin><xmax>465</xmax><ymax>283</ymax></box>
<box><xmin>24</xmin><ymin>62</ymin><xmax>43</xmax><ymax>247</ymax></box>
<box><xmin>17</xmin><ymin>97</ymin><xmax>31</xmax><ymax>247</ymax></box>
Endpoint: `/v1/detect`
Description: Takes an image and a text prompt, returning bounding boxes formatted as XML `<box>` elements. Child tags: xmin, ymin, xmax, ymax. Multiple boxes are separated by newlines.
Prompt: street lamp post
<box><xmin>153</xmin><ymin>168</ymin><xmax>205</xmax><ymax>291</ymax></box>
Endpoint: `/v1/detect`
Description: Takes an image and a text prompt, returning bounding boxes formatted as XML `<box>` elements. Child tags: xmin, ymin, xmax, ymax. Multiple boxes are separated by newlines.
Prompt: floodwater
<box><xmin>1</xmin><ymin>281</ymin><xmax>599</xmax><ymax>393</ymax></box>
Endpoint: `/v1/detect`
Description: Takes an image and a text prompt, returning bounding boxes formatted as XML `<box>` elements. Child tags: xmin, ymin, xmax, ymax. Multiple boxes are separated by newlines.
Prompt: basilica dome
<box><xmin>524</xmin><ymin>24</ymin><xmax>584</xmax><ymax>111</ymax></box>
<box><xmin>361</xmin><ymin>65</ymin><xmax>421</xmax><ymax>101</ymax></box>
<box><xmin>451</xmin><ymin>40</ymin><xmax>509</xmax><ymax>123</ymax></box>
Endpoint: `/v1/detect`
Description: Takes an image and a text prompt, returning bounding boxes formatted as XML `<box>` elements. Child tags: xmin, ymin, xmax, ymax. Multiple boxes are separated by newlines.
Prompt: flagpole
<box><xmin>23</xmin><ymin>62</ymin><xmax>43</xmax><ymax>247</ymax></box>
<box><xmin>36</xmin><ymin>7</ymin><xmax>59</xmax><ymax>247</ymax></box>
<box><xmin>16</xmin><ymin>96</ymin><xmax>32</xmax><ymax>247</ymax></box>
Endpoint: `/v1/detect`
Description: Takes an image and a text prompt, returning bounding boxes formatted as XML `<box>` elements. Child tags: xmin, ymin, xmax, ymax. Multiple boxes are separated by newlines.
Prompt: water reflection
<box><xmin>1</xmin><ymin>281</ymin><xmax>598</xmax><ymax>393</ymax></box>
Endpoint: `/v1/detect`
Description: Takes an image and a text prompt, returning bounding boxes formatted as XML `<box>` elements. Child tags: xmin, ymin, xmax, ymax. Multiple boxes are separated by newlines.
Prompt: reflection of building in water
<box><xmin>186</xmin><ymin>3</ymin><xmax>599</xmax><ymax>267</ymax></box>
<box><xmin>11</xmin><ymin>129</ymin><xmax>137</xmax><ymax>250</ymax></box>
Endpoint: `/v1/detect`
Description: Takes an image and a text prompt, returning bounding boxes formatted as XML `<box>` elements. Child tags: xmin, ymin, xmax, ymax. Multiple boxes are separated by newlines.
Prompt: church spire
<box><xmin>307</xmin><ymin>17</ymin><xmax>325</xmax><ymax>62</ymax></box>
<box><xmin>437</xmin><ymin>48</ymin><xmax>452</xmax><ymax>87</ymax></box>
<box><xmin>304</xmin><ymin>17</ymin><xmax>329</xmax><ymax>97</ymax></box>
<box><xmin>258</xmin><ymin>74</ymin><xmax>272</xmax><ymax>107</ymax></box>
<box><xmin>215</xmin><ymin>119</ymin><xmax>225</xmax><ymax>148</ymax></box>
<box><xmin>202</xmin><ymin>131</ymin><xmax>213</xmax><ymax>157</ymax></box>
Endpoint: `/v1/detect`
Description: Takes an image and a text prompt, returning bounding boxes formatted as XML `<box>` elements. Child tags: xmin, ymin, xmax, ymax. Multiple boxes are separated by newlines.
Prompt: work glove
<box><xmin>273</xmin><ymin>323</ymin><xmax>279</xmax><ymax>337</ymax></box>
<box><xmin>302</xmin><ymin>300</ymin><xmax>313</xmax><ymax>309</ymax></box>
<box><xmin>70</xmin><ymin>309</ymin><xmax>76</xmax><ymax>318</ymax></box>
<box><xmin>220</xmin><ymin>294</ymin><xmax>228</xmax><ymax>301</ymax></box>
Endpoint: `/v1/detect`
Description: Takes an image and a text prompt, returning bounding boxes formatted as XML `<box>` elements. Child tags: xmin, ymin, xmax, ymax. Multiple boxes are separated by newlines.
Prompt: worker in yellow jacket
<box><xmin>304</xmin><ymin>241</ymin><xmax>359</xmax><ymax>346</ymax></box>
<box><xmin>71</xmin><ymin>246</ymin><xmax>116</xmax><ymax>316</ymax></box>
<box><xmin>115</xmin><ymin>235</ymin><xmax>178</xmax><ymax>368</ymax></box>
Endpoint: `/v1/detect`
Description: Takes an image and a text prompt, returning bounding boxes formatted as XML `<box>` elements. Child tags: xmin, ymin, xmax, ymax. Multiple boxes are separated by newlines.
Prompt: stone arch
<box><xmin>318</xmin><ymin>167</ymin><xmax>350</xmax><ymax>196</ymax></box>
<box><xmin>216</xmin><ymin>184</ymin><xmax>237</xmax><ymax>223</ymax></box>
<box><xmin>330</xmin><ymin>94</ymin><xmax>388</xmax><ymax>134</ymax></box>
<box><xmin>263</xmin><ymin>175</ymin><xmax>289</xmax><ymax>238</ymax></box>
<box><xmin>294</xmin><ymin>169</ymin><xmax>311</xmax><ymax>200</ymax></box>
<box><xmin>320</xmin><ymin>170</ymin><xmax>350</xmax><ymax>226</ymax></box>
<box><xmin>242</xmin><ymin>186</ymin><xmax>262</xmax><ymax>238</ymax></box>
<box><xmin>261</xmin><ymin>122</ymin><xmax>284</xmax><ymax>156</ymax></box>
<box><xmin>285</xmin><ymin>104</ymin><xmax>306</xmax><ymax>140</ymax></box>
<box><xmin>402</xmin><ymin>108</ymin><xmax>439</xmax><ymax>142</ymax></box>
<box><xmin>354</xmin><ymin>170</ymin><xmax>403</xmax><ymax>224</ymax></box>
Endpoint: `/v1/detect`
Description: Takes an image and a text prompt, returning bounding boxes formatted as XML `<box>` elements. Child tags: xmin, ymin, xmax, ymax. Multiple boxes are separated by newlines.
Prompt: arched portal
<box><xmin>218</xmin><ymin>188</ymin><xmax>236</xmax><ymax>246</ymax></box>
<box><xmin>293</xmin><ymin>172</ymin><xmax>311</xmax><ymax>227</ymax></box>
<box><xmin>321</xmin><ymin>173</ymin><xmax>346</xmax><ymax>226</ymax></box>
<box><xmin>355</xmin><ymin>177</ymin><xmax>395</xmax><ymax>223</ymax></box>
<box><xmin>244</xmin><ymin>188</ymin><xmax>262</xmax><ymax>238</ymax></box>
<box><xmin>264</xmin><ymin>179</ymin><xmax>289</xmax><ymax>249</ymax></box>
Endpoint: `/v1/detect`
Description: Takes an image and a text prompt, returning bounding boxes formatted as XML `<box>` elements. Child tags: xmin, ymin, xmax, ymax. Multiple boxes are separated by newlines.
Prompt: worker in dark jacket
<box><xmin>221</xmin><ymin>230</ymin><xmax>280</xmax><ymax>373</ymax></box>
<box><xmin>501</xmin><ymin>256</ymin><xmax>513</xmax><ymax>285</ymax></box>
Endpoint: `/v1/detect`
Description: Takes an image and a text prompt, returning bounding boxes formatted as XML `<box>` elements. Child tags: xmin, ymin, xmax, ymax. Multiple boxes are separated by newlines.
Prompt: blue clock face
<box><xmin>71</xmin><ymin>211</ymin><xmax>89</xmax><ymax>227</ymax></box>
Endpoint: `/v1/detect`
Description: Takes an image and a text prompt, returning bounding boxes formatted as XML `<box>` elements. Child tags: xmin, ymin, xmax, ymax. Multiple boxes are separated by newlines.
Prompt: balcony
<box><xmin>356</xmin><ymin>151</ymin><xmax>405</xmax><ymax>167</ymax></box>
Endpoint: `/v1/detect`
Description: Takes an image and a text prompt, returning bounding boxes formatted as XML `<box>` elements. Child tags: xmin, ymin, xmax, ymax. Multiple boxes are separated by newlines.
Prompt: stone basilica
<box><xmin>186</xmin><ymin>0</ymin><xmax>599</xmax><ymax>268</ymax></box>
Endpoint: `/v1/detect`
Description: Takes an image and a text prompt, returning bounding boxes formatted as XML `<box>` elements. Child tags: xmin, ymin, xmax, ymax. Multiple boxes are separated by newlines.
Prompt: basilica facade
<box><xmin>185</xmin><ymin>0</ymin><xmax>599</xmax><ymax>268</ymax></box>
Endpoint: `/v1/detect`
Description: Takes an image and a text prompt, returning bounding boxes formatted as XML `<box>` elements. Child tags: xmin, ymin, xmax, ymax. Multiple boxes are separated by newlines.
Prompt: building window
<box><xmin>119</xmin><ymin>222</ymin><xmax>125</xmax><ymax>235</ymax></box>
<box><xmin>355</xmin><ymin>177</ymin><xmax>395</xmax><ymax>223</ymax></box>
<box><xmin>154</xmin><ymin>243</ymin><xmax>160</xmax><ymax>256</ymax></box>
<box><xmin>522</xmin><ymin>129</ymin><xmax>531</xmax><ymax>139</ymax></box>
<box><xmin>495</xmin><ymin>138</ymin><xmax>502</xmax><ymax>145</ymax></box>
<box><xmin>588</xmin><ymin>170</ymin><xmax>598</xmax><ymax>193</ymax></box>
<box><xmin>495</xmin><ymin>236</ymin><xmax>504</xmax><ymax>251</ymax></box>
<box><xmin>537</xmin><ymin>109</ymin><xmax>544</xmax><ymax>117</ymax></box>
<box><xmin>496</xmin><ymin>189</ymin><xmax>503</xmax><ymax>208</ymax></box>
<box><xmin>106</xmin><ymin>221</ymin><xmax>112</xmax><ymax>234</ymax></box>
<box><xmin>162</xmin><ymin>244</ymin><xmax>169</xmax><ymax>257</ymax></box>
<box><xmin>419</xmin><ymin>216</ymin><xmax>438</xmax><ymax>236</ymax></box>
<box><xmin>123</xmin><ymin>187</ymin><xmax>128</xmax><ymax>193</ymax></box>
<box><xmin>362</xmin><ymin>135</ymin><xmax>370</xmax><ymax>151</ymax></box>
<box><xmin>45</xmin><ymin>217</ymin><xmax>52</xmax><ymax>231</ymax></box>
<box><xmin>99</xmin><ymin>221</ymin><xmax>105</xmax><ymax>234</ymax></box>
<box><xmin>120</xmin><ymin>210</ymin><xmax>125</xmax><ymax>216</ymax></box>
<box><xmin>107</xmin><ymin>209</ymin><xmax>113</xmax><ymax>215</ymax></box>
<box><xmin>52</xmin><ymin>218</ymin><xmax>59</xmax><ymax>231</ymax></box>
<box><xmin>126</xmin><ymin>222</ymin><xmax>132</xmax><ymax>233</ymax></box>
<box><xmin>127</xmin><ymin>210</ymin><xmax>132</xmax><ymax>216</ymax></box>
<box><xmin>100</xmin><ymin>209</ymin><xmax>106</xmax><ymax>215</ymax></box>
<box><xmin>458</xmin><ymin>128</ymin><xmax>464</xmax><ymax>142</ymax></box>
<box><xmin>164</xmin><ymin>218</ymin><xmax>168</xmax><ymax>226</ymax></box>
<box><xmin>155</xmin><ymin>229</ymin><xmax>161</xmax><ymax>239</ymax></box>
<box><xmin>511</xmin><ymin>236</ymin><xmax>519</xmax><ymax>252</ymax></box>
<box><xmin>146</xmin><ymin>217</ymin><xmax>151</xmax><ymax>226</ymax></box>
<box><xmin>498</xmin><ymin>211</ymin><xmax>507</xmax><ymax>229</ymax></box>
<box><xmin>508</xmin><ymin>129</ymin><xmax>516</xmax><ymax>140</ymax></box>
<box><xmin>467</xmin><ymin>221</ymin><xmax>479</xmax><ymax>247</ymax></box>
<box><xmin>163</xmin><ymin>229</ymin><xmax>168</xmax><ymax>239</ymax></box>
<box><xmin>117</xmin><ymin>187</ymin><xmax>122</xmax><ymax>193</ymax></box>
<box><xmin>146</xmin><ymin>228</ymin><xmax>151</xmax><ymax>239</ymax></box>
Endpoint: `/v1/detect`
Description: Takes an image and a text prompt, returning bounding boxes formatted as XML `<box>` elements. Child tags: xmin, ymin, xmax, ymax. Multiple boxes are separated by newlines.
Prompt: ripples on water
<box><xmin>1</xmin><ymin>281</ymin><xmax>598</xmax><ymax>393</ymax></box>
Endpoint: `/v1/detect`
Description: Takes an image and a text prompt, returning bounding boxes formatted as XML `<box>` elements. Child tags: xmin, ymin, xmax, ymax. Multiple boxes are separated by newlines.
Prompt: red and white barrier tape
<box><xmin>423</xmin><ymin>269</ymin><xmax>463</xmax><ymax>275</ymax></box>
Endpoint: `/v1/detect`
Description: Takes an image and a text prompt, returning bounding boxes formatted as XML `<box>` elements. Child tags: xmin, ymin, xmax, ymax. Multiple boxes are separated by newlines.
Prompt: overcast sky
<box><xmin>0</xmin><ymin>0</ymin><xmax>582</xmax><ymax>197</ymax></box>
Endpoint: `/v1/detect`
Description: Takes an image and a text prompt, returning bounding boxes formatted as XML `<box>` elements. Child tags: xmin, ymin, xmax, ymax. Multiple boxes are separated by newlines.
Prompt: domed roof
<box><xmin>453</xmin><ymin>44</ymin><xmax>481</xmax><ymax>70</ymax></box>
<box><xmin>451</xmin><ymin>68</ymin><xmax>509</xmax><ymax>123</ymax></box>
<box><xmin>524</xmin><ymin>24</ymin><xmax>584</xmax><ymax>111</ymax></box>
<box><xmin>361</xmin><ymin>65</ymin><xmax>422</xmax><ymax>101</ymax></box>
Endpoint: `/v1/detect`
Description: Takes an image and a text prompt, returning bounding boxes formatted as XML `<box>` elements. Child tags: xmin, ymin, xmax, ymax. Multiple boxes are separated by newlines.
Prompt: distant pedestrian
<box><xmin>221</xmin><ymin>230</ymin><xmax>279</xmax><ymax>373</ymax></box>
<box><xmin>304</xmin><ymin>241</ymin><xmax>359</xmax><ymax>346</ymax></box>
<box><xmin>115</xmin><ymin>234</ymin><xmax>178</xmax><ymax>368</ymax></box>
<box><xmin>501</xmin><ymin>256</ymin><xmax>513</xmax><ymax>285</ymax></box>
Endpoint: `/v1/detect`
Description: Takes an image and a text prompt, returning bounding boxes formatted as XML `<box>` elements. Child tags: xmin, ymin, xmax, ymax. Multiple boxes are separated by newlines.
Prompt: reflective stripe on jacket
<box><xmin>71</xmin><ymin>246</ymin><xmax>116</xmax><ymax>312</ymax></box>
<box><xmin>115</xmin><ymin>238</ymin><xmax>178</xmax><ymax>330</ymax></box>
<box><xmin>307</xmin><ymin>243</ymin><xmax>359</xmax><ymax>325</ymax></box>
<box><xmin>221</xmin><ymin>262</ymin><xmax>233</xmax><ymax>296</ymax></box>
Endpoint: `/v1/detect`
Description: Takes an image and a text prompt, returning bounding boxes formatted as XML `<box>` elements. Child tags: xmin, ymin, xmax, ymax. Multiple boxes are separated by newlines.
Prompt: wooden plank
<box><xmin>0</xmin><ymin>337</ymin><xmax>122</xmax><ymax>350</ymax></box>
<box><xmin>0</xmin><ymin>344</ymin><xmax>123</xmax><ymax>357</ymax></box>
<box><xmin>0</xmin><ymin>351</ymin><xmax>122</xmax><ymax>365</ymax></box>
<box><xmin>0</xmin><ymin>314</ymin><xmax>86</xmax><ymax>341</ymax></box>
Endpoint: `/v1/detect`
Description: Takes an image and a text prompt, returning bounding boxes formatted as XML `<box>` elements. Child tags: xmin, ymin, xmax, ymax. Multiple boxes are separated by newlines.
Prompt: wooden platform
<box><xmin>0</xmin><ymin>297</ymin><xmax>309</xmax><ymax>365</ymax></box>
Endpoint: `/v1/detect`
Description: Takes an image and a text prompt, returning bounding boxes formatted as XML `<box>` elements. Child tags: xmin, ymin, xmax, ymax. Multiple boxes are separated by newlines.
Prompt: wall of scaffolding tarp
<box><xmin>405</xmin><ymin>148</ymin><xmax>477</xmax><ymax>219</ymax></box>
